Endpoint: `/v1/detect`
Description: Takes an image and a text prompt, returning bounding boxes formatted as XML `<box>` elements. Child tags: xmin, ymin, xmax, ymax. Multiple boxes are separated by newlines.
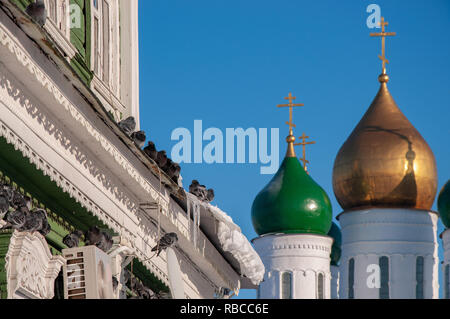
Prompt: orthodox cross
<box><xmin>294</xmin><ymin>133</ymin><xmax>316</xmax><ymax>173</ymax></box>
<box><xmin>277</xmin><ymin>93</ymin><xmax>304</xmax><ymax>136</ymax></box>
<box><xmin>370</xmin><ymin>17</ymin><xmax>396</xmax><ymax>74</ymax></box>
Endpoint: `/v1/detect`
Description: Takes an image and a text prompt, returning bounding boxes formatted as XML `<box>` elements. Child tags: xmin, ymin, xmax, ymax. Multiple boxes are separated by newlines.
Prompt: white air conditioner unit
<box><xmin>62</xmin><ymin>246</ymin><xmax>114</xmax><ymax>299</ymax></box>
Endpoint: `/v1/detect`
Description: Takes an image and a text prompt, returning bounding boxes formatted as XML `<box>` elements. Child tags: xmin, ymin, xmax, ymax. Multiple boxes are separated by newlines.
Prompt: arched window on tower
<box><xmin>379</xmin><ymin>256</ymin><xmax>390</xmax><ymax>299</ymax></box>
<box><xmin>281</xmin><ymin>272</ymin><xmax>292</xmax><ymax>299</ymax></box>
<box><xmin>348</xmin><ymin>258</ymin><xmax>355</xmax><ymax>299</ymax></box>
<box><xmin>416</xmin><ymin>256</ymin><xmax>424</xmax><ymax>299</ymax></box>
<box><xmin>317</xmin><ymin>273</ymin><xmax>324</xmax><ymax>299</ymax></box>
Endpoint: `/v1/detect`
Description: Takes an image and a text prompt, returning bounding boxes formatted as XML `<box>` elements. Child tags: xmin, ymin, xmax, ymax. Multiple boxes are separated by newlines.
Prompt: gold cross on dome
<box><xmin>277</xmin><ymin>93</ymin><xmax>304</xmax><ymax>135</ymax></box>
<box><xmin>370</xmin><ymin>17</ymin><xmax>396</xmax><ymax>74</ymax></box>
<box><xmin>294</xmin><ymin>133</ymin><xmax>316</xmax><ymax>173</ymax></box>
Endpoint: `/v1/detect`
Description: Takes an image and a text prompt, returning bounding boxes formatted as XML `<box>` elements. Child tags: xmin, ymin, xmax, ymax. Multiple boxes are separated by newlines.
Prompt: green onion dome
<box><xmin>328</xmin><ymin>222</ymin><xmax>342</xmax><ymax>266</ymax></box>
<box><xmin>251</xmin><ymin>134</ymin><xmax>332</xmax><ymax>236</ymax></box>
<box><xmin>438</xmin><ymin>180</ymin><xmax>450</xmax><ymax>228</ymax></box>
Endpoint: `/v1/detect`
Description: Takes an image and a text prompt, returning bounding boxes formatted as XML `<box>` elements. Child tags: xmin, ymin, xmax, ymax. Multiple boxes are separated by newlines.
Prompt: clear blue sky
<box><xmin>138</xmin><ymin>0</ymin><xmax>450</xmax><ymax>299</ymax></box>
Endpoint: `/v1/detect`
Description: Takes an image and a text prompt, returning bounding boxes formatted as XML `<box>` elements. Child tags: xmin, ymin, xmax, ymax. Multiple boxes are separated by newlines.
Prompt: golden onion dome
<box><xmin>332</xmin><ymin>75</ymin><xmax>437</xmax><ymax>211</ymax></box>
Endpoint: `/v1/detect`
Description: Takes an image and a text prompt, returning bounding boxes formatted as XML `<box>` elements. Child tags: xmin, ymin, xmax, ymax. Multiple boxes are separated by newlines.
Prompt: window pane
<box><xmin>102</xmin><ymin>0</ymin><xmax>110</xmax><ymax>83</ymax></box>
<box><xmin>416</xmin><ymin>257</ymin><xmax>424</xmax><ymax>299</ymax></box>
<box><xmin>379</xmin><ymin>256</ymin><xmax>390</xmax><ymax>299</ymax></box>
<box><xmin>281</xmin><ymin>272</ymin><xmax>292</xmax><ymax>299</ymax></box>
<box><xmin>348</xmin><ymin>258</ymin><xmax>354</xmax><ymax>299</ymax></box>
<box><xmin>318</xmin><ymin>273</ymin><xmax>324</xmax><ymax>299</ymax></box>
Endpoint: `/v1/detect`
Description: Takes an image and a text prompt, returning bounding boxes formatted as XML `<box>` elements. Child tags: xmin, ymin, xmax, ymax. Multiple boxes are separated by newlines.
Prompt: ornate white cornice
<box><xmin>0</xmin><ymin>23</ymin><xmax>168</xmax><ymax>213</ymax></box>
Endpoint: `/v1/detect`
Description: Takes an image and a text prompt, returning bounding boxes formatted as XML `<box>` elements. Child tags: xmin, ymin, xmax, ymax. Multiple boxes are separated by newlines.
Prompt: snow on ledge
<box><xmin>207</xmin><ymin>204</ymin><xmax>265</xmax><ymax>286</ymax></box>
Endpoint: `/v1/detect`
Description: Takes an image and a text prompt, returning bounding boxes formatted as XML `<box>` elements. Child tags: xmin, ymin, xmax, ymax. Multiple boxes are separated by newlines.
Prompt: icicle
<box><xmin>192</xmin><ymin>199</ymin><xmax>200</xmax><ymax>250</ymax></box>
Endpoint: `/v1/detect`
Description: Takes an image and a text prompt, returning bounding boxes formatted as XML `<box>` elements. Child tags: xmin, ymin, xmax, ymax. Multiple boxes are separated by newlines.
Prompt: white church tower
<box><xmin>251</xmin><ymin>98</ymin><xmax>334</xmax><ymax>299</ymax></box>
<box><xmin>332</xmin><ymin>17</ymin><xmax>439</xmax><ymax>299</ymax></box>
<box><xmin>438</xmin><ymin>181</ymin><xmax>450</xmax><ymax>299</ymax></box>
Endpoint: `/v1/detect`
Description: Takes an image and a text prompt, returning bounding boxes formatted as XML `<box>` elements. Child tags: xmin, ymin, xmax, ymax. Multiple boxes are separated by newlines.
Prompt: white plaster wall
<box><xmin>253</xmin><ymin>234</ymin><xmax>333</xmax><ymax>299</ymax></box>
<box><xmin>338</xmin><ymin>208</ymin><xmax>439</xmax><ymax>299</ymax></box>
<box><xmin>330</xmin><ymin>265</ymin><xmax>339</xmax><ymax>299</ymax></box>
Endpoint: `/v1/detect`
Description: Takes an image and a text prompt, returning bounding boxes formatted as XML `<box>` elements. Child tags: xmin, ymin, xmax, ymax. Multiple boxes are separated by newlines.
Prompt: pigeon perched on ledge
<box><xmin>118</xmin><ymin>117</ymin><xmax>136</xmax><ymax>137</ymax></box>
<box><xmin>25</xmin><ymin>0</ymin><xmax>47</xmax><ymax>27</ymax></box>
<box><xmin>206</xmin><ymin>188</ymin><xmax>215</xmax><ymax>202</ymax></box>
<box><xmin>84</xmin><ymin>226</ymin><xmax>113</xmax><ymax>252</ymax></box>
<box><xmin>63</xmin><ymin>230</ymin><xmax>84</xmax><ymax>248</ymax></box>
<box><xmin>131</xmin><ymin>131</ymin><xmax>146</xmax><ymax>148</ymax></box>
<box><xmin>151</xmin><ymin>232</ymin><xmax>178</xmax><ymax>257</ymax></box>
<box><xmin>144</xmin><ymin>141</ymin><xmax>158</xmax><ymax>162</ymax></box>
<box><xmin>189</xmin><ymin>180</ymin><xmax>215</xmax><ymax>203</ymax></box>
<box><xmin>162</xmin><ymin>159</ymin><xmax>181</xmax><ymax>183</ymax></box>
<box><xmin>0</xmin><ymin>194</ymin><xmax>9</xmax><ymax>219</ymax></box>
<box><xmin>5</xmin><ymin>209</ymin><xmax>26</xmax><ymax>230</ymax></box>
<box><xmin>156</xmin><ymin>150</ymin><xmax>168</xmax><ymax>169</ymax></box>
<box><xmin>22</xmin><ymin>208</ymin><xmax>48</xmax><ymax>234</ymax></box>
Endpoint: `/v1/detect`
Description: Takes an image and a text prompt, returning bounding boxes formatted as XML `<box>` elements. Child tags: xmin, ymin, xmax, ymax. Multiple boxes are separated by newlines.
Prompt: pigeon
<box><xmin>162</xmin><ymin>159</ymin><xmax>181</xmax><ymax>183</ymax></box>
<box><xmin>151</xmin><ymin>232</ymin><xmax>178</xmax><ymax>257</ymax></box>
<box><xmin>84</xmin><ymin>226</ymin><xmax>103</xmax><ymax>246</ymax></box>
<box><xmin>5</xmin><ymin>209</ymin><xmax>27</xmax><ymax>230</ymax></box>
<box><xmin>170</xmin><ymin>163</ymin><xmax>181</xmax><ymax>184</ymax></box>
<box><xmin>1</xmin><ymin>184</ymin><xmax>14</xmax><ymax>202</ymax></box>
<box><xmin>206</xmin><ymin>188</ymin><xmax>215</xmax><ymax>203</ymax></box>
<box><xmin>156</xmin><ymin>150</ymin><xmax>168</xmax><ymax>169</ymax></box>
<box><xmin>11</xmin><ymin>192</ymin><xmax>27</xmax><ymax>210</ymax></box>
<box><xmin>39</xmin><ymin>217</ymin><xmax>51</xmax><ymax>236</ymax></box>
<box><xmin>25</xmin><ymin>0</ymin><xmax>47</xmax><ymax>27</ymax></box>
<box><xmin>189</xmin><ymin>180</ymin><xmax>214</xmax><ymax>202</ymax></box>
<box><xmin>22</xmin><ymin>208</ymin><xmax>48</xmax><ymax>233</ymax></box>
<box><xmin>189</xmin><ymin>180</ymin><xmax>207</xmax><ymax>199</ymax></box>
<box><xmin>123</xmin><ymin>269</ymin><xmax>132</xmax><ymax>285</ymax></box>
<box><xmin>131</xmin><ymin>131</ymin><xmax>146</xmax><ymax>148</ymax></box>
<box><xmin>118</xmin><ymin>117</ymin><xmax>136</xmax><ymax>136</ymax></box>
<box><xmin>63</xmin><ymin>230</ymin><xmax>84</xmax><ymax>248</ymax></box>
<box><xmin>84</xmin><ymin>226</ymin><xmax>113</xmax><ymax>252</ymax></box>
<box><xmin>96</xmin><ymin>230</ymin><xmax>113</xmax><ymax>252</ymax></box>
<box><xmin>0</xmin><ymin>194</ymin><xmax>10</xmax><ymax>219</ymax></box>
<box><xmin>144</xmin><ymin>141</ymin><xmax>158</xmax><ymax>162</ymax></box>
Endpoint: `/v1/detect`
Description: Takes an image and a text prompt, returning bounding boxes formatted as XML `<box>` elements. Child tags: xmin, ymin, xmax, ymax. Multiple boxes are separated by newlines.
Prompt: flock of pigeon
<box><xmin>123</xmin><ymin>269</ymin><xmax>170</xmax><ymax>299</ymax></box>
<box><xmin>0</xmin><ymin>182</ymin><xmax>51</xmax><ymax>236</ymax></box>
<box><xmin>63</xmin><ymin>226</ymin><xmax>114</xmax><ymax>253</ymax></box>
<box><xmin>118</xmin><ymin>117</ymin><xmax>215</xmax><ymax>203</ymax></box>
<box><xmin>118</xmin><ymin>116</ymin><xmax>182</xmax><ymax>185</ymax></box>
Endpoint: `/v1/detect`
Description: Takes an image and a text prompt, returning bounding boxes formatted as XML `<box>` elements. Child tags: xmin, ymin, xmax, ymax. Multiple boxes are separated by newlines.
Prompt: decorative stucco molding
<box><xmin>5</xmin><ymin>231</ymin><xmax>65</xmax><ymax>299</ymax></box>
<box><xmin>0</xmin><ymin>23</ymin><xmax>167</xmax><ymax>213</ymax></box>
